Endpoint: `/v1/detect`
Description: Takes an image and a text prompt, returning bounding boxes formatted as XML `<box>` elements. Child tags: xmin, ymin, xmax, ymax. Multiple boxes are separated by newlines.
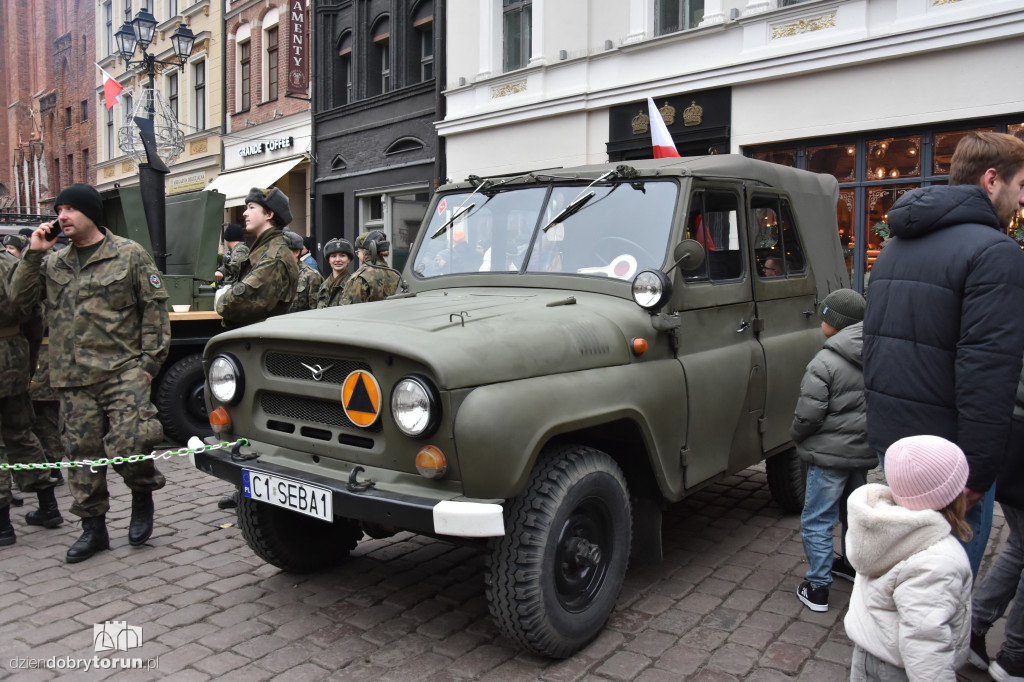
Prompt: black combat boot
<box><xmin>10</xmin><ymin>493</ymin><xmax>23</xmax><ymax>506</ymax></box>
<box><xmin>0</xmin><ymin>505</ymin><xmax>14</xmax><ymax>547</ymax></box>
<box><xmin>26</xmin><ymin>486</ymin><xmax>64</xmax><ymax>528</ymax></box>
<box><xmin>128</xmin><ymin>491</ymin><xmax>154</xmax><ymax>546</ymax></box>
<box><xmin>66</xmin><ymin>515</ymin><xmax>109</xmax><ymax>563</ymax></box>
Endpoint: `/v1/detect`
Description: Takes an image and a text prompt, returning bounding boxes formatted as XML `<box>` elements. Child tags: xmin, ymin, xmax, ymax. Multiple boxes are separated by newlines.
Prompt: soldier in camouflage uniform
<box><xmin>284</xmin><ymin>230</ymin><xmax>323</xmax><ymax>313</ymax></box>
<box><xmin>0</xmin><ymin>249</ymin><xmax>62</xmax><ymax>547</ymax></box>
<box><xmin>29</xmin><ymin>330</ymin><xmax>65</xmax><ymax>484</ymax></box>
<box><xmin>215</xmin><ymin>187</ymin><xmax>298</xmax><ymax>329</ymax></box>
<box><xmin>316</xmin><ymin>237</ymin><xmax>355</xmax><ymax>308</ymax></box>
<box><xmin>340</xmin><ymin>230</ymin><xmax>402</xmax><ymax>305</ymax></box>
<box><xmin>213</xmin><ymin>223</ymin><xmax>249</xmax><ymax>286</ymax></box>
<box><xmin>19</xmin><ymin>183</ymin><xmax>170</xmax><ymax>563</ymax></box>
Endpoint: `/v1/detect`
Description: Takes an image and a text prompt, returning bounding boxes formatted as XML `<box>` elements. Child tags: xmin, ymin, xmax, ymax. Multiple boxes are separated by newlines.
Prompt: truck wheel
<box><xmin>486</xmin><ymin>444</ymin><xmax>631</xmax><ymax>658</ymax></box>
<box><xmin>155</xmin><ymin>354</ymin><xmax>212</xmax><ymax>445</ymax></box>
<box><xmin>237</xmin><ymin>496</ymin><xmax>362</xmax><ymax>573</ymax></box>
<box><xmin>766</xmin><ymin>447</ymin><xmax>807</xmax><ymax>513</ymax></box>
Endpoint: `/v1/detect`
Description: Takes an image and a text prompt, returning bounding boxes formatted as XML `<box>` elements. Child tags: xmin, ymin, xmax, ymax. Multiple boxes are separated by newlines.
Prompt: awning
<box><xmin>204</xmin><ymin>156</ymin><xmax>306</xmax><ymax>208</ymax></box>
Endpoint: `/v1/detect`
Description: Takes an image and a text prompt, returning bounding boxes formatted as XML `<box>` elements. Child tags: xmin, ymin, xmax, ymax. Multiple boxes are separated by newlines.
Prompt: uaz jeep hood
<box><xmin>212</xmin><ymin>288</ymin><xmax>636</xmax><ymax>389</ymax></box>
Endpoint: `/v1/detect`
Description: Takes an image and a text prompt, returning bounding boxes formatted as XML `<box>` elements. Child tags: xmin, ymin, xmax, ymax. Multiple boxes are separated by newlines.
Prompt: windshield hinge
<box><xmin>680</xmin><ymin>447</ymin><xmax>689</xmax><ymax>468</ymax></box>
<box><xmin>757</xmin><ymin>417</ymin><xmax>767</xmax><ymax>434</ymax></box>
<box><xmin>752</xmin><ymin>318</ymin><xmax>764</xmax><ymax>333</ymax></box>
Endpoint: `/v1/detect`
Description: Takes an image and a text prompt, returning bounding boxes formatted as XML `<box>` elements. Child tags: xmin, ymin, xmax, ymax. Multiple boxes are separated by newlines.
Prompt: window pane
<box><xmin>932</xmin><ymin>127</ymin><xmax>996</xmax><ymax>176</ymax></box>
<box><xmin>752</xmin><ymin>149</ymin><xmax>797</xmax><ymax>168</ymax></box>
<box><xmin>779</xmin><ymin>199</ymin><xmax>805</xmax><ymax>274</ymax></box>
<box><xmin>687</xmin><ymin>0</ymin><xmax>705</xmax><ymax>29</ymax></box>
<box><xmin>657</xmin><ymin>0</ymin><xmax>681</xmax><ymax>35</ymax></box>
<box><xmin>837</xmin><ymin>188</ymin><xmax>855</xmax><ymax>277</ymax></box>
<box><xmin>685</xmin><ymin>191</ymin><xmax>743</xmax><ymax>281</ymax></box>
<box><xmin>503</xmin><ymin>10</ymin><xmax>522</xmax><ymax>71</ymax></box>
<box><xmin>864</xmin><ymin>184</ymin><xmax>917</xmax><ymax>274</ymax></box>
<box><xmin>807</xmin><ymin>143</ymin><xmax>856</xmax><ymax>182</ymax></box>
<box><xmin>865</xmin><ymin>135</ymin><xmax>921</xmax><ymax>180</ymax></box>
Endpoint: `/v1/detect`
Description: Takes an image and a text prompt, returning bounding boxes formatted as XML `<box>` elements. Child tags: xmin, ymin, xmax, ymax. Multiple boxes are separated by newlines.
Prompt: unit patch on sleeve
<box><xmin>149</xmin><ymin>273</ymin><xmax>163</xmax><ymax>289</ymax></box>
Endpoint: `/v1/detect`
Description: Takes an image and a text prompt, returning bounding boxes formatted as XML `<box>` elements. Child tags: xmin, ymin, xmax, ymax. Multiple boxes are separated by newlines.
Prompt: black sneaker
<box><xmin>990</xmin><ymin>653</ymin><xmax>1024</xmax><ymax>682</ymax></box>
<box><xmin>797</xmin><ymin>580</ymin><xmax>828</xmax><ymax>612</ymax></box>
<box><xmin>831</xmin><ymin>555</ymin><xmax>855</xmax><ymax>582</ymax></box>
<box><xmin>968</xmin><ymin>630</ymin><xmax>989</xmax><ymax>670</ymax></box>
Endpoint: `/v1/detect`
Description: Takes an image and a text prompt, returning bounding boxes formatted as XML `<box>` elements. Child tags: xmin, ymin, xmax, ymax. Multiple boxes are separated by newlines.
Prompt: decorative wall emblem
<box><xmin>932</xmin><ymin>0</ymin><xmax>962</xmax><ymax>4</ymax></box>
<box><xmin>190</xmin><ymin>139</ymin><xmax>208</xmax><ymax>155</ymax></box>
<box><xmin>771</xmin><ymin>11</ymin><xmax>837</xmax><ymax>40</ymax></box>
<box><xmin>121</xmin><ymin>161</ymin><xmax>134</xmax><ymax>173</ymax></box>
<box><xmin>104</xmin><ymin>166</ymin><xmax>115</xmax><ymax>178</ymax></box>
<box><xmin>659</xmin><ymin>102</ymin><xmax>676</xmax><ymax>126</ymax></box>
<box><xmin>491</xmin><ymin>81</ymin><xmax>527</xmax><ymax>98</ymax></box>
<box><xmin>683</xmin><ymin>101</ymin><xmax>703</xmax><ymax>127</ymax></box>
<box><xmin>631</xmin><ymin>110</ymin><xmax>650</xmax><ymax>135</ymax></box>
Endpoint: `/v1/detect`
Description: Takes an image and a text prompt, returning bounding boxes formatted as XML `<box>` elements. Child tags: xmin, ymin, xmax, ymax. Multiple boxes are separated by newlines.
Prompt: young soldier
<box><xmin>339</xmin><ymin>230</ymin><xmax>401</xmax><ymax>305</ymax></box>
<box><xmin>316</xmin><ymin>237</ymin><xmax>355</xmax><ymax>308</ymax></box>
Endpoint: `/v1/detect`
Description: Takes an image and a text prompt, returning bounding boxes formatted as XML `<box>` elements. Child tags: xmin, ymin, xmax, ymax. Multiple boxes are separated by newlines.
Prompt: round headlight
<box><xmin>391</xmin><ymin>376</ymin><xmax>439</xmax><ymax>437</ymax></box>
<box><xmin>632</xmin><ymin>269</ymin><xmax>673</xmax><ymax>310</ymax></box>
<box><xmin>208</xmin><ymin>354</ymin><xmax>243</xmax><ymax>405</ymax></box>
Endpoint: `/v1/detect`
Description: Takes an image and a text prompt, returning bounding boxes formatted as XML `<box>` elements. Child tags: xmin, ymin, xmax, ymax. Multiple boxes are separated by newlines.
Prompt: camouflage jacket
<box><xmin>216</xmin><ymin>228</ymin><xmax>298</xmax><ymax>327</ymax></box>
<box><xmin>19</xmin><ymin>231</ymin><xmax>170</xmax><ymax>388</ymax></box>
<box><xmin>0</xmin><ymin>250</ymin><xmax>44</xmax><ymax>398</ymax></box>
<box><xmin>216</xmin><ymin>242</ymin><xmax>250</xmax><ymax>285</ymax></box>
<box><xmin>339</xmin><ymin>257</ymin><xmax>400</xmax><ymax>305</ymax></box>
<box><xmin>288</xmin><ymin>261</ymin><xmax>324</xmax><ymax>313</ymax></box>
<box><xmin>316</xmin><ymin>270</ymin><xmax>350</xmax><ymax>308</ymax></box>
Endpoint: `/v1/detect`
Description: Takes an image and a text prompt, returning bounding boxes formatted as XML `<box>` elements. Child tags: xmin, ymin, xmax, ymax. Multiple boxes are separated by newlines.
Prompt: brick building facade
<box><xmin>1</xmin><ymin>0</ymin><xmax>96</xmax><ymax>214</ymax></box>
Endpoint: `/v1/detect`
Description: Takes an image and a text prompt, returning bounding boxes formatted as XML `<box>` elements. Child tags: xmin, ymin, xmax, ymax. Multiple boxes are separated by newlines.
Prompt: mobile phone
<box><xmin>42</xmin><ymin>223</ymin><xmax>59</xmax><ymax>240</ymax></box>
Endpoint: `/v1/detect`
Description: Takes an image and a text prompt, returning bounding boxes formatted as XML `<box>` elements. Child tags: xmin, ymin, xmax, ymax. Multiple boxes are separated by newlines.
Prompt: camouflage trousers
<box><xmin>32</xmin><ymin>401</ymin><xmax>63</xmax><ymax>465</ymax></box>
<box><xmin>60</xmin><ymin>367</ymin><xmax>166</xmax><ymax>519</ymax></box>
<box><xmin>0</xmin><ymin>392</ymin><xmax>56</xmax><ymax>508</ymax></box>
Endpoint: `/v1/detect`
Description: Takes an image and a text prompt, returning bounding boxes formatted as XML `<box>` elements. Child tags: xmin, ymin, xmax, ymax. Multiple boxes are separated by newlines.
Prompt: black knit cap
<box><xmin>819</xmin><ymin>289</ymin><xmax>865</xmax><ymax>331</ymax></box>
<box><xmin>223</xmin><ymin>223</ymin><xmax>245</xmax><ymax>242</ymax></box>
<box><xmin>54</xmin><ymin>183</ymin><xmax>104</xmax><ymax>228</ymax></box>
<box><xmin>244</xmin><ymin>187</ymin><xmax>292</xmax><ymax>227</ymax></box>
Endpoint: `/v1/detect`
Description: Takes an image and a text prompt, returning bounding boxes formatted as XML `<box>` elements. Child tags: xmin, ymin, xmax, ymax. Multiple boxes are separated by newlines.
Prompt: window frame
<box><xmin>502</xmin><ymin>0</ymin><xmax>532</xmax><ymax>73</ymax></box>
<box><xmin>655</xmin><ymin>0</ymin><xmax>706</xmax><ymax>36</ymax></box>
<box><xmin>166</xmin><ymin>71</ymin><xmax>178</xmax><ymax>121</ymax></box>
<box><xmin>192</xmin><ymin>58</ymin><xmax>206</xmax><ymax>131</ymax></box>
<box><xmin>266</xmin><ymin>26</ymin><xmax>279</xmax><ymax>102</ymax></box>
<box><xmin>239</xmin><ymin>40</ymin><xmax>251</xmax><ymax>112</ymax></box>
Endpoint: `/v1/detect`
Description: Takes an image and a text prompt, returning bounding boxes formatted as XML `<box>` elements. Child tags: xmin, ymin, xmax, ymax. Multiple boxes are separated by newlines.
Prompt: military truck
<box><xmin>192</xmin><ymin>156</ymin><xmax>849</xmax><ymax>658</ymax></box>
<box><xmin>101</xmin><ymin>186</ymin><xmax>225</xmax><ymax>444</ymax></box>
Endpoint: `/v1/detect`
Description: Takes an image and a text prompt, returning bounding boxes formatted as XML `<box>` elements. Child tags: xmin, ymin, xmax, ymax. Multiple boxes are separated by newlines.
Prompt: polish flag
<box><xmin>98</xmin><ymin>65</ymin><xmax>124</xmax><ymax>111</ymax></box>
<box><xmin>648</xmin><ymin>97</ymin><xmax>680</xmax><ymax>158</ymax></box>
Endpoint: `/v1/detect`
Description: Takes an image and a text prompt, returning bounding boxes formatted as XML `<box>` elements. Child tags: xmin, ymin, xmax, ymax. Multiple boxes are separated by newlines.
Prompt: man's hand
<box><xmin>214</xmin><ymin>270</ymin><xmax>224</xmax><ymax>283</ymax></box>
<box><xmin>31</xmin><ymin>223</ymin><xmax>59</xmax><ymax>251</ymax></box>
<box><xmin>964</xmin><ymin>487</ymin><xmax>985</xmax><ymax>510</ymax></box>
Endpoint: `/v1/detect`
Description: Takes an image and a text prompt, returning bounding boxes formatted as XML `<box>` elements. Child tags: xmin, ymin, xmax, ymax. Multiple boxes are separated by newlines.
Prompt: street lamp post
<box><xmin>113</xmin><ymin>9</ymin><xmax>195</xmax><ymax>273</ymax></box>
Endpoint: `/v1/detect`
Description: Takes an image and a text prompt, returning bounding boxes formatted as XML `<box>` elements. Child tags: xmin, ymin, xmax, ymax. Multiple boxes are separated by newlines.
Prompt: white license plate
<box><xmin>242</xmin><ymin>470</ymin><xmax>333</xmax><ymax>522</ymax></box>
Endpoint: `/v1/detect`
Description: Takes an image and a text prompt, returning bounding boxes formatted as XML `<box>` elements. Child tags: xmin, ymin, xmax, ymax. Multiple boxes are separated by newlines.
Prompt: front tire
<box><xmin>766</xmin><ymin>447</ymin><xmax>807</xmax><ymax>513</ymax></box>
<box><xmin>486</xmin><ymin>444</ymin><xmax>631</xmax><ymax>658</ymax></box>
<box><xmin>237</xmin><ymin>496</ymin><xmax>363</xmax><ymax>573</ymax></box>
<box><xmin>154</xmin><ymin>354</ymin><xmax>212</xmax><ymax>445</ymax></box>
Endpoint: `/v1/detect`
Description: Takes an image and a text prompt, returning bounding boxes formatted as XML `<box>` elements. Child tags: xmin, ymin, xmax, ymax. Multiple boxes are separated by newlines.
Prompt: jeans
<box><xmin>878</xmin><ymin>450</ymin><xmax>993</xmax><ymax>580</ymax></box>
<box><xmin>801</xmin><ymin>463</ymin><xmax>868</xmax><ymax>588</ymax></box>
<box><xmin>973</xmin><ymin>503</ymin><xmax>1024</xmax><ymax>660</ymax></box>
<box><xmin>850</xmin><ymin>644</ymin><xmax>910</xmax><ymax>682</ymax></box>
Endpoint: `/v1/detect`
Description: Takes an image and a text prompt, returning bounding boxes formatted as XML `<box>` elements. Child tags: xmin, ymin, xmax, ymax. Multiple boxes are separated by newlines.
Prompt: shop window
<box><xmin>752</xmin><ymin>149</ymin><xmax>797</xmax><ymax>168</ymax></box>
<box><xmin>503</xmin><ymin>0</ymin><xmax>532</xmax><ymax>72</ymax></box>
<box><xmin>837</xmin><ymin>189</ymin><xmax>855</xmax><ymax>278</ymax></box>
<box><xmin>335</xmin><ymin>31</ymin><xmax>353</xmax><ymax>106</ymax></box>
<box><xmin>751</xmin><ymin>194</ymin><xmax>805</xmax><ymax>278</ymax></box>
<box><xmin>864</xmin><ymin>184</ymin><xmax>916</xmax><ymax>272</ymax></box>
<box><xmin>1010</xmin><ymin>123</ymin><xmax>1024</xmax><ymax>141</ymax></box>
<box><xmin>682</xmin><ymin>190</ymin><xmax>743</xmax><ymax>282</ymax></box>
<box><xmin>656</xmin><ymin>0</ymin><xmax>705</xmax><ymax>35</ymax></box>
<box><xmin>933</xmin><ymin>128</ymin><xmax>996</xmax><ymax>176</ymax></box>
<box><xmin>807</xmin><ymin>143</ymin><xmax>856</xmax><ymax>182</ymax></box>
<box><xmin>866</xmin><ymin>135</ymin><xmax>921</xmax><ymax>180</ymax></box>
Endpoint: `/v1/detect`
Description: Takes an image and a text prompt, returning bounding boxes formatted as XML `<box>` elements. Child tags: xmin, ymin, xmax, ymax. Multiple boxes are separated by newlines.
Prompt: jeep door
<box><xmin>675</xmin><ymin>186</ymin><xmax>767</xmax><ymax>488</ymax></box>
<box><xmin>746</xmin><ymin>189</ymin><xmax>822</xmax><ymax>453</ymax></box>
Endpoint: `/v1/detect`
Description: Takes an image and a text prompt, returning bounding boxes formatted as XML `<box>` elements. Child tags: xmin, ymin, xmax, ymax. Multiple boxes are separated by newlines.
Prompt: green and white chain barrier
<box><xmin>0</xmin><ymin>439</ymin><xmax>249</xmax><ymax>473</ymax></box>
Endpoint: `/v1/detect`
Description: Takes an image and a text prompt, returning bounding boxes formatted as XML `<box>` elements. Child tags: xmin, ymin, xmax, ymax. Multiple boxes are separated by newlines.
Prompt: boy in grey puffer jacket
<box><xmin>792</xmin><ymin>288</ymin><xmax>876</xmax><ymax>612</ymax></box>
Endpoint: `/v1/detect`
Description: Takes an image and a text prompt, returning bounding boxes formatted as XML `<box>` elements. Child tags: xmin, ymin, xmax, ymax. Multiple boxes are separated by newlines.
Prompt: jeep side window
<box><xmin>682</xmin><ymin>190</ymin><xmax>743</xmax><ymax>282</ymax></box>
<box><xmin>752</xmin><ymin>195</ymin><xmax>806</xmax><ymax>278</ymax></box>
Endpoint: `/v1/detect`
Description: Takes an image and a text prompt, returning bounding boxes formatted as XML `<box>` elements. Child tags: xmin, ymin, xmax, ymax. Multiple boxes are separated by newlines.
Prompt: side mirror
<box><xmin>670</xmin><ymin>239</ymin><xmax>706</xmax><ymax>273</ymax></box>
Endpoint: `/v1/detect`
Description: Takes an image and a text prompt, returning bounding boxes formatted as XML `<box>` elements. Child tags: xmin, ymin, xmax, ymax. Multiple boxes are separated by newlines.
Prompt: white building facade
<box><xmin>439</xmin><ymin>0</ymin><xmax>1024</xmax><ymax>289</ymax></box>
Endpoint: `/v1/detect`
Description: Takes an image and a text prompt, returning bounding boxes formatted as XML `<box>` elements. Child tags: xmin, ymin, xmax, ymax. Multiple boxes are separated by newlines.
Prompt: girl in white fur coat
<box><xmin>844</xmin><ymin>435</ymin><xmax>974</xmax><ymax>682</ymax></box>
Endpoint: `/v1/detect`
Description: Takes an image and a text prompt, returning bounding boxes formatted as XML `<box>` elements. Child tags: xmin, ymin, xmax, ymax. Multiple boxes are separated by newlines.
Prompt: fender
<box><xmin>454</xmin><ymin>359</ymin><xmax>688</xmax><ymax>500</ymax></box>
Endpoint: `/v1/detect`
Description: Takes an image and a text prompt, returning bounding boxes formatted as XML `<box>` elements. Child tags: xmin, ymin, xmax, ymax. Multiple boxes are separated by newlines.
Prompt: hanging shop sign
<box><xmin>287</xmin><ymin>0</ymin><xmax>308</xmax><ymax>96</ymax></box>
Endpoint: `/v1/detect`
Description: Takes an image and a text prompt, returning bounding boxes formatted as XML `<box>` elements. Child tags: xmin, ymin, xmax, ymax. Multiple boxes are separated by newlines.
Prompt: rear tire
<box><xmin>486</xmin><ymin>444</ymin><xmax>631</xmax><ymax>658</ymax></box>
<box><xmin>237</xmin><ymin>496</ymin><xmax>363</xmax><ymax>573</ymax></box>
<box><xmin>766</xmin><ymin>447</ymin><xmax>807</xmax><ymax>513</ymax></box>
<box><xmin>155</xmin><ymin>354</ymin><xmax>212</xmax><ymax>445</ymax></box>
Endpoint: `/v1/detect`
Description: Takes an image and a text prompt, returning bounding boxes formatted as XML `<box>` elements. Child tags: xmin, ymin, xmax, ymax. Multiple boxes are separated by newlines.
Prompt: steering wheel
<box><xmin>593</xmin><ymin>236</ymin><xmax>661</xmax><ymax>269</ymax></box>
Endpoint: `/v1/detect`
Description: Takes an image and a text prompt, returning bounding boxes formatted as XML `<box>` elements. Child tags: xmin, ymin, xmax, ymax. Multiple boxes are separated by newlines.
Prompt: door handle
<box><xmin>801</xmin><ymin>309</ymin><xmax>814</xmax><ymax>317</ymax></box>
<box><xmin>736</xmin><ymin>319</ymin><xmax>750</xmax><ymax>333</ymax></box>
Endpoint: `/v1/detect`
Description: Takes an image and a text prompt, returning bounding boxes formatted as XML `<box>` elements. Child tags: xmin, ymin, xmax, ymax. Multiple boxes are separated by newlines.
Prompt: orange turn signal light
<box><xmin>415</xmin><ymin>445</ymin><xmax>448</xmax><ymax>479</ymax></box>
<box><xmin>209</xmin><ymin>406</ymin><xmax>232</xmax><ymax>435</ymax></box>
<box><xmin>631</xmin><ymin>338</ymin><xmax>649</xmax><ymax>355</ymax></box>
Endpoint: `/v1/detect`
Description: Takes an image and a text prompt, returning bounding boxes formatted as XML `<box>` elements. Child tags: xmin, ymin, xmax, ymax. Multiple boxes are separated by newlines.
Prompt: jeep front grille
<box><xmin>265</xmin><ymin>352</ymin><xmax>371</xmax><ymax>385</ymax></box>
<box><xmin>260</xmin><ymin>392</ymin><xmax>383</xmax><ymax>433</ymax></box>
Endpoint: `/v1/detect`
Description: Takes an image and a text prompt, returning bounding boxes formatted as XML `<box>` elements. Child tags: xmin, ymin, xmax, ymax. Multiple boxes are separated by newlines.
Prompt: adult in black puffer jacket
<box><xmin>863</xmin><ymin>132</ymin><xmax>1024</xmax><ymax>579</ymax></box>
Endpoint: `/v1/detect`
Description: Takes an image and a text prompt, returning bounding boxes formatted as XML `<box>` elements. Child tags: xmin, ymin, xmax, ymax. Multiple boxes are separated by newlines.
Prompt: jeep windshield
<box><xmin>411</xmin><ymin>179</ymin><xmax>678</xmax><ymax>280</ymax></box>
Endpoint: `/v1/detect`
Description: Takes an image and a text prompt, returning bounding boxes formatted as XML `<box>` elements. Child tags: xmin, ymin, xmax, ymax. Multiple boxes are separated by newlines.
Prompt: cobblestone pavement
<box><xmin>0</xmin><ymin>454</ymin><xmax>1008</xmax><ymax>681</ymax></box>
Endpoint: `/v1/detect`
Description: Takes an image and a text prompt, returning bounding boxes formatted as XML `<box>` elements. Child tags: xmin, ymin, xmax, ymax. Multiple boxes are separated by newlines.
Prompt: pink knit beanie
<box><xmin>885</xmin><ymin>435</ymin><xmax>969</xmax><ymax>511</ymax></box>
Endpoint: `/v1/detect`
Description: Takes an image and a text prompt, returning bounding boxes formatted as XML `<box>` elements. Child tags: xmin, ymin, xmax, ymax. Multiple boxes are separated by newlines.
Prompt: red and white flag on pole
<box><xmin>648</xmin><ymin>97</ymin><xmax>680</xmax><ymax>158</ymax></box>
<box><xmin>97</xmin><ymin>65</ymin><xmax>124</xmax><ymax>111</ymax></box>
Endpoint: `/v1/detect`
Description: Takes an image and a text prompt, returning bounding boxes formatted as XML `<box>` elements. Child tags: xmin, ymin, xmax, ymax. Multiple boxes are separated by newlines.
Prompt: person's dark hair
<box><xmin>949</xmin><ymin>131</ymin><xmax>1024</xmax><ymax>186</ymax></box>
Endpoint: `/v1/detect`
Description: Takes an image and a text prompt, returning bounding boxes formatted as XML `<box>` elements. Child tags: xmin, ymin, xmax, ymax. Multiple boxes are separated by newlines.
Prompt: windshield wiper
<box><xmin>432</xmin><ymin>172</ymin><xmax>541</xmax><ymax>239</ymax></box>
<box><xmin>431</xmin><ymin>202</ymin><xmax>476</xmax><ymax>239</ymax></box>
<box><xmin>541</xmin><ymin>169</ymin><xmax>617</xmax><ymax>232</ymax></box>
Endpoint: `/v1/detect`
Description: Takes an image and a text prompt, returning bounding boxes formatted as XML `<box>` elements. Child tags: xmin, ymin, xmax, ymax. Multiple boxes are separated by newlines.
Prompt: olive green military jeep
<box><xmin>193</xmin><ymin>156</ymin><xmax>849</xmax><ymax>658</ymax></box>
